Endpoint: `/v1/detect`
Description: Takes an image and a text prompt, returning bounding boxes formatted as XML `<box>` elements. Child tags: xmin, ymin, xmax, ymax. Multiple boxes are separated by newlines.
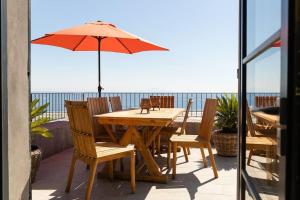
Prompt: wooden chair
<box><xmin>160</xmin><ymin>98</ymin><xmax>193</xmax><ymax>168</ymax></box>
<box><xmin>254</xmin><ymin>96</ymin><xmax>278</xmax><ymax>129</ymax></box>
<box><xmin>170</xmin><ymin>99</ymin><xmax>218</xmax><ymax>179</ymax></box>
<box><xmin>255</xmin><ymin>96</ymin><xmax>277</xmax><ymax>108</ymax></box>
<box><xmin>87</xmin><ymin>97</ymin><xmax>111</xmax><ymax>142</ymax></box>
<box><xmin>109</xmin><ymin>96</ymin><xmax>129</xmax><ymax>133</ymax></box>
<box><xmin>109</xmin><ymin>96</ymin><xmax>123</xmax><ymax>112</ymax></box>
<box><xmin>151</xmin><ymin>96</ymin><xmax>175</xmax><ymax>153</ymax></box>
<box><xmin>160</xmin><ymin>96</ymin><xmax>174</xmax><ymax>108</ymax></box>
<box><xmin>65</xmin><ymin>101</ymin><xmax>136</xmax><ymax>200</ymax></box>
<box><xmin>149</xmin><ymin>96</ymin><xmax>161</xmax><ymax>110</ymax></box>
<box><xmin>246</xmin><ymin>104</ymin><xmax>277</xmax><ymax>176</ymax></box>
<box><xmin>88</xmin><ymin>97</ymin><xmax>125</xmax><ymax>171</ymax></box>
<box><xmin>149</xmin><ymin>96</ymin><xmax>174</xmax><ymax>109</ymax></box>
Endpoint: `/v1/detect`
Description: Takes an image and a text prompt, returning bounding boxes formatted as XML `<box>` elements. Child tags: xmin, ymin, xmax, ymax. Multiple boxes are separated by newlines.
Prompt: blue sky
<box><xmin>31</xmin><ymin>0</ymin><xmax>239</xmax><ymax>92</ymax></box>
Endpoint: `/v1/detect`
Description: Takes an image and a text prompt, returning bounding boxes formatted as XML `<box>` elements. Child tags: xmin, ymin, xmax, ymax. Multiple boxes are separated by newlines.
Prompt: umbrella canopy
<box><xmin>273</xmin><ymin>40</ymin><xmax>281</xmax><ymax>47</ymax></box>
<box><xmin>32</xmin><ymin>21</ymin><xmax>168</xmax><ymax>95</ymax></box>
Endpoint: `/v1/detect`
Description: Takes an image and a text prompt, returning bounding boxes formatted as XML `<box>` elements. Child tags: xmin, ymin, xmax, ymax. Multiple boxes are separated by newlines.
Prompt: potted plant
<box><xmin>212</xmin><ymin>95</ymin><xmax>238</xmax><ymax>156</ymax></box>
<box><xmin>30</xmin><ymin>98</ymin><xmax>52</xmax><ymax>183</ymax></box>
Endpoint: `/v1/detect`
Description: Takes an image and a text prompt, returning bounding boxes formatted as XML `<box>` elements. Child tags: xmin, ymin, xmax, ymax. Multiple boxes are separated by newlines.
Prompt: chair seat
<box><xmin>246</xmin><ymin>137</ymin><xmax>277</xmax><ymax>148</ymax></box>
<box><xmin>95</xmin><ymin>142</ymin><xmax>134</xmax><ymax>158</ymax></box>
<box><xmin>170</xmin><ymin>134</ymin><xmax>206</xmax><ymax>143</ymax></box>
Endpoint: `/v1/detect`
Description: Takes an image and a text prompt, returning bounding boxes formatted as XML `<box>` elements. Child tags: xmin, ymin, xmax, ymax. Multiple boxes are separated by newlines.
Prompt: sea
<box><xmin>31</xmin><ymin>92</ymin><xmax>279</xmax><ymax>120</ymax></box>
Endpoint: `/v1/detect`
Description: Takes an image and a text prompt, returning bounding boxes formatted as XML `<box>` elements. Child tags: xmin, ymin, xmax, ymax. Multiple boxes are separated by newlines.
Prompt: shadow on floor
<box><xmin>32</xmin><ymin>148</ymin><xmax>237</xmax><ymax>200</ymax></box>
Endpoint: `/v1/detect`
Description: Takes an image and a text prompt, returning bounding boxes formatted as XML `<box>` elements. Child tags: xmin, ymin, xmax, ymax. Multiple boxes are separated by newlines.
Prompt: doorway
<box><xmin>238</xmin><ymin>0</ymin><xmax>300</xmax><ymax>199</ymax></box>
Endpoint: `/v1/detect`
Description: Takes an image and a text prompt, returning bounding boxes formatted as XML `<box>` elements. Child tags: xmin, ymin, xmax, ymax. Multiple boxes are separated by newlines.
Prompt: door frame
<box><xmin>280</xmin><ymin>0</ymin><xmax>300</xmax><ymax>199</ymax></box>
<box><xmin>238</xmin><ymin>0</ymin><xmax>300</xmax><ymax>199</ymax></box>
<box><xmin>1</xmin><ymin>0</ymin><xmax>9</xmax><ymax>199</ymax></box>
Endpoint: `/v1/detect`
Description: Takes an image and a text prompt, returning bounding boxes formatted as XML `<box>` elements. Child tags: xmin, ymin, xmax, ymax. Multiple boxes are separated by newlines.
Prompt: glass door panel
<box><xmin>246</xmin><ymin>45</ymin><xmax>281</xmax><ymax>200</ymax></box>
<box><xmin>247</xmin><ymin>0</ymin><xmax>281</xmax><ymax>54</ymax></box>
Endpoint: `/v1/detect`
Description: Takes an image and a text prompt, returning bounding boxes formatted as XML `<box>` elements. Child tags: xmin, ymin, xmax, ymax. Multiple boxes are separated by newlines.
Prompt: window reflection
<box><xmin>247</xmin><ymin>0</ymin><xmax>281</xmax><ymax>53</ymax></box>
<box><xmin>246</xmin><ymin>46</ymin><xmax>280</xmax><ymax>200</ymax></box>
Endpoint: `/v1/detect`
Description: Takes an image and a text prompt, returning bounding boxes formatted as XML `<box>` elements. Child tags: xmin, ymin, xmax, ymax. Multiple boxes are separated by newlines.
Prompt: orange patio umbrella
<box><xmin>32</xmin><ymin>21</ymin><xmax>168</xmax><ymax>96</ymax></box>
<box><xmin>273</xmin><ymin>40</ymin><xmax>281</xmax><ymax>47</ymax></box>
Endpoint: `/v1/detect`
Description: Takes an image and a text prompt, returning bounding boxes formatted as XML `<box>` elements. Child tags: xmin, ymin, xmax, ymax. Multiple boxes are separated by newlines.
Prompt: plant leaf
<box><xmin>32</xmin><ymin>127</ymin><xmax>53</xmax><ymax>138</ymax></box>
<box><xmin>30</xmin><ymin>98</ymin><xmax>52</xmax><ymax>139</ymax></box>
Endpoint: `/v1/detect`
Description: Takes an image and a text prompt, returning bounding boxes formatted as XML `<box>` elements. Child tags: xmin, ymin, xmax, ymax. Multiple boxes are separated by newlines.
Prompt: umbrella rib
<box><xmin>116</xmin><ymin>38</ymin><xmax>133</xmax><ymax>54</ymax></box>
<box><xmin>72</xmin><ymin>35</ymin><xmax>88</xmax><ymax>51</ymax></box>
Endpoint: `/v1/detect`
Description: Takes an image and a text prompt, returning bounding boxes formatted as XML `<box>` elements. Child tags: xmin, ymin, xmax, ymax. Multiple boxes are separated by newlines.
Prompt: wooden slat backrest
<box><xmin>150</xmin><ymin>96</ymin><xmax>174</xmax><ymax>108</ymax></box>
<box><xmin>87</xmin><ymin>97</ymin><xmax>109</xmax><ymax>138</ymax></box>
<box><xmin>65</xmin><ymin>101</ymin><xmax>96</xmax><ymax>158</ymax></box>
<box><xmin>161</xmin><ymin>96</ymin><xmax>174</xmax><ymax>108</ymax></box>
<box><xmin>246</xmin><ymin>102</ymin><xmax>256</xmax><ymax>137</ymax></box>
<box><xmin>149</xmin><ymin>96</ymin><xmax>161</xmax><ymax>108</ymax></box>
<box><xmin>255</xmin><ymin>96</ymin><xmax>277</xmax><ymax>108</ymax></box>
<box><xmin>198</xmin><ymin>99</ymin><xmax>218</xmax><ymax>141</ymax></box>
<box><xmin>109</xmin><ymin>96</ymin><xmax>122</xmax><ymax>112</ymax></box>
<box><xmin>180</xmin><ymin>98</ymin><xmax>193</xmax><ymax>134</ymax></box>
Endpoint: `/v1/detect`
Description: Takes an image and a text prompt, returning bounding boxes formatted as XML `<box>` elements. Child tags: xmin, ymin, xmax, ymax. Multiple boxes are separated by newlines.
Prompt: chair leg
<box><xmin>130</xmin><ymin>151</ymin><xmax>136</xmax><ymax>193</ymax></box>
<box><xmin>85</xmin><ymin>160</ymin><xmax>97</xmax><ymax>200</ymax></box>
<box><xmin>172</xmin><ymin>142</ymin><xmax>178</xmax><ymax>179</ymax></box>
<box><xmin>247</xmin><ymin>149</ymin><xmax>253</xmax><ymax>166</ymax></box>
<box><xmin>167</xmin><ymin>141</ymin><xmax>171</xmax><ymax>169</ymax></box>
<box><xmin>207</xmin><ymin>143</ymin><xmax>218</xmax><ymax>178</ymax></box>
<box><xmin>200</xmin><ymin>147</ymin><xmax>208</xmax><ymax>167</ymax></box>
<box><xmin>119</xmin><ymin>158</ymin><xmax>124</xmax><ymax>172</ymax></box>
<box><xmin>266</xmin><ymin>147</ymin><xmax>272</xmax><ymax>180</ymax></box>
<box><xmin>108</xmin><ymin>160</ymin><xmax>114</xmax><ymax>181</ymax></box>
<box><xmin>183</xmin><ymin>147</ymin><xmax>189</xmax><ymax>162</ymax></box>
<box><xmin>65</xmin><ymin>153</ymin><xmax>77</xmax><ymax>193</ymax></box>
<box><xmin>187</xmin><ymin>147</ymin><xmax>191</xmax><ymax>155</ymax></box>
<box><xmin>157</xmin><ymin>135</ymin><xmax>161</xmax><ymax>154</ymax></box>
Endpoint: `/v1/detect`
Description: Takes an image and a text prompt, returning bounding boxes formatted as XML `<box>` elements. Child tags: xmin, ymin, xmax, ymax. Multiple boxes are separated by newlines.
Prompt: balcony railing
<box><xmin>31</xmin><ymin>92</ymin><xmax>279</xmax><ymax>121</ymax></box>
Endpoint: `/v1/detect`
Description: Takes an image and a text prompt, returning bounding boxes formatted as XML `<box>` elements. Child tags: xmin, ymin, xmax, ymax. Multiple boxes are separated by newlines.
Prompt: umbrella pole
<box><xmin>97</xmin><ymin>37</ymin><xmax>102</xmax><ymax>97</ymax></box>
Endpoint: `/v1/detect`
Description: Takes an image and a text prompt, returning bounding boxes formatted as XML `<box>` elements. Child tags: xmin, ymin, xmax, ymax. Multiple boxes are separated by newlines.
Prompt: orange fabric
<box><xmin>32</xmin><ymin>21</ymin><xmax>168</xmax><ymax>53</ymax></box>
<box><xmin>273</xmin><ymin>40</ymin><xmax>281</xmax><ymax>47</ymax></box>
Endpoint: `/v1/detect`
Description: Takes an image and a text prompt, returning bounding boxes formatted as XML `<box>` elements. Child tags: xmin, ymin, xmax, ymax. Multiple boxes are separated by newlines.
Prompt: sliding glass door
<box><xmin>238</xmin><ymin>0</ymin><xmax>300</xmax><ymax>199</ymax></box>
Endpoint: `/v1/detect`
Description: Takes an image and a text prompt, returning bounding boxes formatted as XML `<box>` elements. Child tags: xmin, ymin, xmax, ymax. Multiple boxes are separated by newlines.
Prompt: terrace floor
<box><xmin>32</xmin><ymin>148</ymin><xmax>237</xmax><ymax>200</ymax></box>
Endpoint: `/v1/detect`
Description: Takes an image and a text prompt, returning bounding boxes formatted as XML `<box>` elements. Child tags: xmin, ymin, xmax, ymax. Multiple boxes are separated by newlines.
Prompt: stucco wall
<box><xmin>6</xmin><ymin>0</ymin><xmax>30</xmax><ymax>199</ymax></box>
<box><xmin>32</xmin><ymin>120</ymin><xmax>73</xmax><ymax>159</ymax></box>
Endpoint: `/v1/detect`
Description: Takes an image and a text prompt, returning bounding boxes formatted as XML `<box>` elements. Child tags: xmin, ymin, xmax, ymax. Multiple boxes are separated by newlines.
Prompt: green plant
<box><xmin>31</xmin><ymin>98</ymin><xmax>52</xmax><ymax>138</ymax></box>
<box><xmin>215</xmin><ymin>95</ymin><xmax>238</xmax><ymax>133</ymax></box>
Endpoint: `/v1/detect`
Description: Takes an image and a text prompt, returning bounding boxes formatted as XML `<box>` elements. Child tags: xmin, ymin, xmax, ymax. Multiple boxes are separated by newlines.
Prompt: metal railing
<box><xmin>31</xmin><ymin>92</ymin><xmax>279</xmax><ymax>121</ymax></box>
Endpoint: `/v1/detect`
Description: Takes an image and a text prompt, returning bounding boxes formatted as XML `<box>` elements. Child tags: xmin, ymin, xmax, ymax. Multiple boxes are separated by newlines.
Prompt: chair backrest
<box><xmin>87</xmin><ymin>97</ymin><xmax>109</xmax><ymax>138</ymax></box>
<box><xmin>246</xmin><ymin>102</ymin><xmax>256</xmax><ymax>137</ymax></box>
<box><xmin>180</xmin><ymin>98</ymin><xmax>193</xmax><ymax>134</ymax></box>
<box><xmin>65</xmin><ymin>101</ymin><xmax>96</xmax><ymax>158</ymax></box>
<box><xmin>150</xmin><ymin>96</ymin><xmax>174</xmax><ymax>108</ymax></box>
<box><xmin>198</xmin><ymin>99</ymin><xmax>218</xmax><ymax>141</ymax></box>
<box><xmin>109</xmin><ymin>96</ymin><xmax>122</xmax><ymax>112</ymax></box>
<box><xmin>255</xmin><ymin>96</ymin><xmax>277</xmax><ymax>108</ymax></box>
<box><xmin>149</xmin><ymin>96</ymin><xmax>161</xmax><ymax>107</ymax></box>
<box><xmin>161</xmin><ymin>96</ymin><xmax>174</xmax><ymax>108</ymax></box>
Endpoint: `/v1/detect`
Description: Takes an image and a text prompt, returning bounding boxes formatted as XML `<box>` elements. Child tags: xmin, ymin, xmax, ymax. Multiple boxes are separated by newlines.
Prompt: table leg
<box><xmin>101</xmin><ymin>125</ymin><xmax>167</xmax><ymax>183</ymax></box>
<box><xmin>266</xmin><ymin>146</ymin><xmax>273</xmax><ymax>180</ymax></box>
<box><xmin>103</xmin><ymin>125</ymin><xmax>118</xmax><ymax>143</ymax></box>
<box><xmin>130</xmin><ymin>127</ymin><xmax>162</xmax><ymax>176</ymax></box>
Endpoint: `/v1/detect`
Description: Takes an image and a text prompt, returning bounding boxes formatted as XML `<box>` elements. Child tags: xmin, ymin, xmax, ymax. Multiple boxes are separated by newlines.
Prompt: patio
<box><xmin>32</xmin><ymin>147</ymin><xmax>237</xmax><ymax>200</ymax></box>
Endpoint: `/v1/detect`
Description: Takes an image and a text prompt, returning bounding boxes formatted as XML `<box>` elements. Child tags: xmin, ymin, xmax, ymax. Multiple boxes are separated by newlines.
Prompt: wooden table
<box><xmin>252</xmin><ymin>111</ymin><xmax>280</xmax><ymax>128</ymax></box>
<box><xmin>251</xmin><ymin>111</ymin><xmax>281</xmax><ymax>180</ymax></box>
<box><xmin>94</xmin><ymin>108</ymin><xmax>184</xmax><ymax>183</ymax></box>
